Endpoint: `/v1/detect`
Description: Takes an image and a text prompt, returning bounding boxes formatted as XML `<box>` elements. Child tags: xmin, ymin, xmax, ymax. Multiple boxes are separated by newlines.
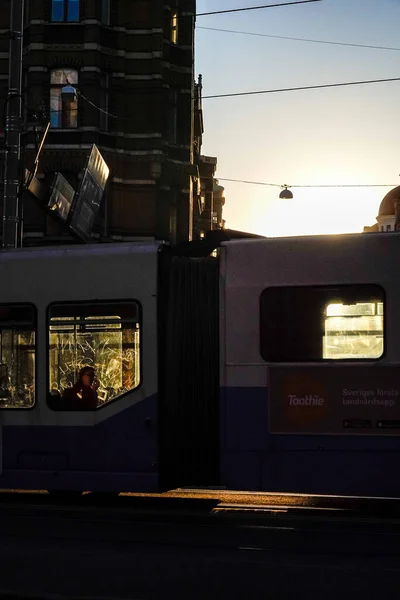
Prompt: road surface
<box><xmin>0</xmin><ymin>493</ymin><xmax>399</xmax><ymax>599</ymax></box>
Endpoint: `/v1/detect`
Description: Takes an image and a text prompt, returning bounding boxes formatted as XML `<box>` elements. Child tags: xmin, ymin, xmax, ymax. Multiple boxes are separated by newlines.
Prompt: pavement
<box><xmin>0</xmin><ymin>491</ymin><xmax>400</xmax><ymax>599</ymax></box>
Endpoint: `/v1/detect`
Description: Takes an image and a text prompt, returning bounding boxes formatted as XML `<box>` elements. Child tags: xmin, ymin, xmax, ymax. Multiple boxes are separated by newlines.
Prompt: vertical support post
<box><xmin>2</xmin><ymin>0</ymin><xmax>24</xmax><ymax>249</ymax></box>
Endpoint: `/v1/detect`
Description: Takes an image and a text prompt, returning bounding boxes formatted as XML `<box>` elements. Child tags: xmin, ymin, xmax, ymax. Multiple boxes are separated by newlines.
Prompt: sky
<box><xmin>195</xmin><ymin>0</ymin><xmax>400</xmax><ymax>236</ymax></box>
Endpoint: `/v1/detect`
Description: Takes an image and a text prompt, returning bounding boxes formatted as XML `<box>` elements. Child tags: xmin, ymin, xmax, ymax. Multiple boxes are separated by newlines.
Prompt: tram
<box><xmin>0</xmin><ymin>231</ymin><xmax>398</xmax><ymax>497</ymax></box>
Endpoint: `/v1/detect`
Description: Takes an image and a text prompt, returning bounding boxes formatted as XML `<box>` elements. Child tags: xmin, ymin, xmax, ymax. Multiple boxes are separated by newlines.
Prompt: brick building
<box><xmin>0</xmin><ymin>0</ymin><xmax>223</xmax><ymax>245</ymax></box>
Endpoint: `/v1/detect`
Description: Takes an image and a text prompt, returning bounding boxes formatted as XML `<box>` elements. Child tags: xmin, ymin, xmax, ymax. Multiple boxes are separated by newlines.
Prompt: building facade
<box><xmin>364</xmin><ymin>186</ymin><xmax>400</xmax><ymax>233</ymax></box>
<box><xmin>0</xmin><ymin>0</ymin><xmax>223</xmax><ymax>245</ymax></box>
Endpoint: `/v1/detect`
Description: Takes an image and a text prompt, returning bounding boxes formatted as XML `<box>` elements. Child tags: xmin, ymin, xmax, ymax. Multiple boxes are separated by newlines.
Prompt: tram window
<box><xmin>260</xmin><ymin>285</ymin><xmax>384</xmax><ymax>362</ymax></box>
<box><xmin>0</xmin><ymin>304</ymin><xmax>36</xmax><ymax>409</ymax></box>
<box><xmin>48</xmin><ymin>302</ymin><xmax>140</xmax><ymax>410</ymax></box>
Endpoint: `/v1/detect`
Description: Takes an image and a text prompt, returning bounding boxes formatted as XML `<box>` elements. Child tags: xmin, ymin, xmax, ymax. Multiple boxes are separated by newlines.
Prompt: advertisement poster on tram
<box><xmin>268</xmin><ymin>366</ymin><xmax>400</xmax><ymax>435</ymax></box>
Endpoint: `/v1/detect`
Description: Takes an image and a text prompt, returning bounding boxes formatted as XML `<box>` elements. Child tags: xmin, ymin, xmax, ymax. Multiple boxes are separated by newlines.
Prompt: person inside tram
<box><xmin>62</xmin><ymin>366</ymin><xmax>99</xmax><ymax>410</ymax></box>
<box><xmin>0</xmin><ymin>364</ymin><xmax>10</xmax><ymax>399</ymax></box>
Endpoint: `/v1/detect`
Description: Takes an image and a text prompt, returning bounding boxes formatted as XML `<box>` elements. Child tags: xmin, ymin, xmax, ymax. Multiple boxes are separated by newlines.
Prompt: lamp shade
<box><xmin>279</xmin><ymin>187</ymin><xmax>293</xmax><ymax>199</ymax></box>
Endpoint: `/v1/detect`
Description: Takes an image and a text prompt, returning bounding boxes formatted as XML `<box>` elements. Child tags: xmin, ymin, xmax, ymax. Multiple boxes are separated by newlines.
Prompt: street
<box><xmin>0</xmin><ymin>493</ymin><xmax>399</xmax><ymax>599</ymax></box>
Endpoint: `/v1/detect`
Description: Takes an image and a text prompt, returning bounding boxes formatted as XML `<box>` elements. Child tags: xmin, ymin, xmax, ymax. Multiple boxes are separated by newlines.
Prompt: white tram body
<box><xmin>221</xmin><ymin>233</ymin><xmax>400</xmax><ymax>495</ymax></box>
<box><xmin>0</xmin><ymin>243</ymin><xmax>160</xmax><ymax>491</ymax></box>
<box><xmin>0</xmin><ymin>232</ymin><xmax>398</xmax><ymax>496</ymax></box>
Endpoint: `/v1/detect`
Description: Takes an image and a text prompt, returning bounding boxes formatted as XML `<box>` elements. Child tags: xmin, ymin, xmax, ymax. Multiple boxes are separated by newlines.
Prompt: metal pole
<box><xmin>2</xmin><ymin>0</ymin><xmax>24</xmax><ymax>249</ymax></box>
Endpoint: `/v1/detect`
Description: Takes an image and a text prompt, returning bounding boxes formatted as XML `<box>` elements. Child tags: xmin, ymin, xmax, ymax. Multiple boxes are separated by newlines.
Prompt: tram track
<box><xmin>2</xmin><ymin>488</ymin><xmax>400</xmax><ymax>522</ymax></box>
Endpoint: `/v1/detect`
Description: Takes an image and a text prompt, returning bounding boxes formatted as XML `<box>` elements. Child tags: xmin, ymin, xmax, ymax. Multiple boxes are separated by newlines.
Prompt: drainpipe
<box><xmin>2</xmin><ymin>0</ymin><xmax>24</xmax><ymax>249</ymax></box>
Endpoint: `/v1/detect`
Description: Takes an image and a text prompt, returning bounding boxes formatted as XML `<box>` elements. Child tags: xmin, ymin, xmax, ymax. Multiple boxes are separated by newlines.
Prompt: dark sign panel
<box><xmin>69</xmin><ymin>145</ymin><xmax>109</xmax><ymax>242</ymax></box>
<box><xmin>47</xmin><ymin>172</ymin><xmax>75</xmax><ymax>222</ymax></box>
<box><xmin>269</xmin><ymin>365</ymin><xmax>400</xmax><ymax>436</ymax></box>
<box><xmin>24</xmin><ymin>169</ymin><xmax>47</xmax><ymax>203</ymax></box>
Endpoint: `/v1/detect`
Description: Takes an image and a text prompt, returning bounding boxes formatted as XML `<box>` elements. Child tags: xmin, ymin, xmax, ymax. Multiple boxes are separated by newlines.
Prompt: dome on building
<box><xmin>378</xmin><ymin>186</ymin><xmax>400</xmax><ymax>217</ymax></box>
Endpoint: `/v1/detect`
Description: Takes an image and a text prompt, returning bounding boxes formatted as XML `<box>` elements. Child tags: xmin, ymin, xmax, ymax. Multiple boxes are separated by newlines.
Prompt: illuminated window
<box><xmin>51</xmin><ymin>0</ymin><xmax>80</xmax><ymax>22</ymax></box>
<box><xmin>171</xmin><ymin>13</ymin><xmax>178</xmax><ymax>44</ymax></box>
<box><xmin>50</xmin><ymin>68</ymin><xmax>78</xmax><ymax>129</ymax></box>
<box><xmin>48</xmin><ymin>302</ymin><xmax>140</xmax><ymax>411</ymax></box>
<box><xmin>0</xmin><ymin>305</ymin><xmax>36</xmax><ymax>409</ymax></box>
<box><xmin>323</xmin><ymin>301</ymin><xmax>383</xmax><ymax>360</ymax></box>
<box><xmin>260</xmin><ymin>285</ymin><xmax>384</xmax><ymax>362</ymax></box>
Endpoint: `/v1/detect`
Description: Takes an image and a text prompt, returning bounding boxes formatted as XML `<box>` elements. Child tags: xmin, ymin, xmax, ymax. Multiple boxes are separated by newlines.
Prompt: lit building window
<box><xmin>50</xmin><ymin>68</ymin><xmax>78</xmax><ymax>129</ymax></box>
<box><xmin>48</xmin><ymin>302</ymin><xmax>141</xmax><ymax>410</ymax></box>
<box><xmin>0</xmin><ymin>305</ymin><xmax>36</xmax><ymax>409</ymax></box>
<box><xmin>171</xmin><ymin>13</ymin><xmax>178</xmax><ymax>44</ymax></box>
<box><xmin>51</xmin><ymin>0</ymin><xmax>80</xmax><ymax>22</ymax></box>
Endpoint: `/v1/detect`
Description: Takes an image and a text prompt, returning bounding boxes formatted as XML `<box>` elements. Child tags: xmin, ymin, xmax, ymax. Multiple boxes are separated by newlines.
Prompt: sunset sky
<box><xmin>195</xmin><ymin>0</ymin><xmax>400</xmax><ymax>236</ymax></box>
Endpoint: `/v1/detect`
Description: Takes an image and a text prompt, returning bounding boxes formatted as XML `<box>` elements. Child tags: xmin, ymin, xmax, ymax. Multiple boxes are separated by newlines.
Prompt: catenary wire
<box><xmin>203</xmin><ymin>77</ymin><xmax>400</xmax><ymax>99</ymax></box>
<box><xmin>218</xmin><ymin>178</ymin><xmax>398</xmax><ymax>188</ymax></box>
<box><xmin>197</xmin><ymin>26</ymin><xmax>400</xmax><ymax>52</ymax></box>
<box><xmin>197</xmin><ymin>0</ymin><xmax>322</xmax><ymax>16</ymax></box>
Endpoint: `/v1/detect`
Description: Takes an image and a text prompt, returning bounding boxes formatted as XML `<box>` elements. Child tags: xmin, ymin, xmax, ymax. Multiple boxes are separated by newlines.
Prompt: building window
<box><xmin>24</xmin><ymin>0</ymin><xmax>30</xmax><ymax>26</ymax></box>
<box><xmin>51</xmin><ymin>0</ymin><xmax>80</xmax><ymax>22</ymax></box>
<box><xmin>48</xmin><ymin>301</ymin><xmax>141</xmax><ymax>411</ymax></box>
<box><xmin>50</xmin><ymin>68</ymin><xmax>78</xmax><ymax>129</ymax></box>
<box><xmin>100</xmin><ymin>73</ymin><xmax>109</xmax><ymax>131</ymax></box>
<box><xmin>101</xmin><ymin>0</ymin><xmax>110</xmax><ymax>25</ymax></box>
<box><xmin>167</xmin><ymin>90</ymin><xmax>177</xmax><ymax>143</ymax></box>
<box><xmin>171</xmin><ymin>13</ymin><xmax>178</xmax><ymax>44</ymax></box>
<box><xmin>0</xmin><ymin>305</ymin><xmax>36</xmax><ymax>409</ymax></box>
<box><xmin>260</xmin><ymin>285</ymin><xmax>384</xmax><ymax>362</ymax></box>
<box><xmin>169</xmin><ymin>196</ymin><xmax>177</xmax><ymax>244</ymax></box>
<box><xmin>386</xmin><ymin>224</ymin><xmax>392</xmax><ymax>232</ymax></box>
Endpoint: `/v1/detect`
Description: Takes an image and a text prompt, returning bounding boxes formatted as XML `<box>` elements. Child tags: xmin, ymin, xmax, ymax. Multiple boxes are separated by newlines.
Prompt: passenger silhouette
<box><xmin>62</xmin><ymin>366</ymin><xmax>99</xmax><ymax>410</ymax></box>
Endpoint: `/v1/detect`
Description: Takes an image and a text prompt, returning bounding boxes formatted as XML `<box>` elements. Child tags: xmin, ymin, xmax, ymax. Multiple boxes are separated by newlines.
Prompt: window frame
<box><xmin>0</xmin><ymin>303</ymin><xmax>37</xmax><ymax>411</ymax></box>
<box><xmin>46</xmin><ymin>299</ymin><xmax>142</xmax><ymax>411</ymax></box>
<box><xmin>260</xmin><ymin>283</ymin><xmax>386</xmax><ymax>364</ymax></box>
<box><xmin>50</xmin><ymin>68</ymin><xmax>79</xmax><ymax>129</ymax></box>
<box><xmin>51</xmin><ymin>0</ymin><xmax>80</xmax><ymax>23</ymax></box>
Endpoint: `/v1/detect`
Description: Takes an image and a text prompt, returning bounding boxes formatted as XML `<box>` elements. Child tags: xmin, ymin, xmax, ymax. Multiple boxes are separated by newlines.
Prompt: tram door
<box><xmin>158</xmin><ymin>251</ymin><xmax>220</xmax><ymax>490</ymax></box>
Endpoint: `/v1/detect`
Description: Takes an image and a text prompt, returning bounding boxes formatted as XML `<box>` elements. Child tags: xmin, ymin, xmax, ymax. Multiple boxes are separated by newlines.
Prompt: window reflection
<box><xmin>48</xmin><ymin>302</ymin><xmax>140</xmax><ymax>410</ymax></box>
<box><xmin>52</xmin><ymin>0</ymin><xmax>64</xmax><ymax>21</ymax></box>
<box><xmin>50</xmin><ymin>68</ymin><xmax>78</xmax><ymax>129</ymax></box>
<box><xmin>67</xmin><ymin>0</ymin><xmax>80</xmax><ymax>21</ymax></box>
<box><xmin>51</xmin><ymin>0</ymin><xmax>80</xmax><ymax>22</ymax></box>
<box><xmin>0</xmin><ymin>305</ymin><xmax>35</xmax><ymax>409</ymax></box>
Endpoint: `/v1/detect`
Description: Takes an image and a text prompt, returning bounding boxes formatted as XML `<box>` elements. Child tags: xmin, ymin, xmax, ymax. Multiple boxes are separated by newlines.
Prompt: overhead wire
<box><xmin>197</xmin><ymin>26</ymin><xmax>400</xmax><ymax>52</ymax></box>
<box><xmin>218</xmin><ymin>178</ymin><xmax>398</xmax><ymax>188</ymax></box>
<box><xmin>197</xmin><ymin>0</ymin><xmax>323</xmax><ymax>16</ymax></box>
<box><xmin>53</xmin><ymin>75</ymin><xmax>400</xmax><ymax>123</ymax></box>
<box><xmin>203</xmin><ymin>77</ymin><xmax>400</xmax><ymax>99</ymax></box>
